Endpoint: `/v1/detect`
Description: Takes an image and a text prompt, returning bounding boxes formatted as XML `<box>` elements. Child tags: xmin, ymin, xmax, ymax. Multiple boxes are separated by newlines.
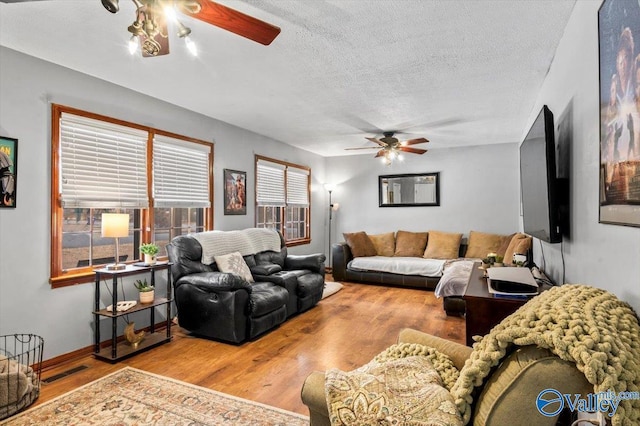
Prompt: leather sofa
<box><xmin>166</xmin><ymin>231</ymin><xmax>326</xmax><ymax>343</ymax></box>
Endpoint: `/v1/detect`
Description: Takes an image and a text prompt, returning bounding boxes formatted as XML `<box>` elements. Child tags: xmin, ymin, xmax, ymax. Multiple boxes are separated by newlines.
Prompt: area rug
<box><xmin>0</xmin><ymin>367</ymin><xmax>308</xmax><ymax>425</ymax></box>
<box><xmin>322</xmin><ymin>281</ymin><xmax>343</xmax><ymax>299</ymax></box>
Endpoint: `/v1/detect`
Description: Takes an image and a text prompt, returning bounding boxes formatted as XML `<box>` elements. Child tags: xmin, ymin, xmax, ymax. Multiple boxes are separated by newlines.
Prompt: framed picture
<box><xmin>224</xmin><ymin>169</ymin><xmax>247</xmax><ymax>215</ymax></box>
<box><xmin>0</xmin><ymin>136</ymin><xmax>17</xmax><ymax>208</ymax></box>
<box><xmin>598</xmin><ymin>0</ymin><xmax>640</xmax><ymax>227</ymax></box>
<box><xmin>379</xmin><ymin>172</ymin><xmax>440</xmax><ymax>207</ymax></box>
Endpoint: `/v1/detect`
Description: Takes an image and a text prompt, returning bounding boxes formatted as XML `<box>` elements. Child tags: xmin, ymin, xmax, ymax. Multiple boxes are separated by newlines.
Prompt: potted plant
<box><xmin>140</xmin><ymin>243</ymin><xmax>159</xmax><ymax>265</ymax></box>
<box><xmin>134</xmin><ymin>279</ymin><xmax>155</xmax><ymax>304</ymax></box>
<box><xmin>493</xmin><ymin>255</ymin><xmax>504</xmax><ymax>267</ymax></box>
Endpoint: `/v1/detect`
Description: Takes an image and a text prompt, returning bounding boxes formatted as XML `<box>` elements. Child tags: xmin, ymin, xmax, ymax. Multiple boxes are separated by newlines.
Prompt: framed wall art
<box><xmin>0</xmin><ymin>136</ymin><xmax>17</xmax><ymax>208</ymax></box>
<box><xmin>224</xmin><ymin>169</ymin><xmax>247</xmax><ymax>215</ymax></box>
<box><xmin>598</xmin><ymin>0</ymin><xmax>640</xmax><ymax>226</ymax></box>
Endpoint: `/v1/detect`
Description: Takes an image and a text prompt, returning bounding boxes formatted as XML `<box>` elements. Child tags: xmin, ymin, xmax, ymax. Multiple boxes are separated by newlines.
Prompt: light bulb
<box><xmin>128</xmin><ymin>35</ymin><xmax>138</xmax><ymax>55</ymax></box>
<box><xmin>163</xmin><ymin>4</ymin><xmax>178</xmax><ymax>22</ymax></box>
<box><xmin>185</xmin><ymin>36</ymin><xmax>198</xmax><ymax>56</ymax></box>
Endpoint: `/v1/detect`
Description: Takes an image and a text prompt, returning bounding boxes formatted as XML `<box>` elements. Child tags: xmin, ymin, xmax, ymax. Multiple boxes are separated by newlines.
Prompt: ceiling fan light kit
<box><xmin>346</xmin><ymin>131</ymin><xmax>429</xmax><ymax>166</ymax></box>
<box><xmin>100</xmin><ymin>0</ymin><xmax>281</xmax><ymax>57</ymax></box>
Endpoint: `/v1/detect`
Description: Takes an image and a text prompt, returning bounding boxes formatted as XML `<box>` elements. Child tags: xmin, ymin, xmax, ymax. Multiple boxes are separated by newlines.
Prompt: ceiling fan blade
<box><xmin>400</xmin><ymin>147</ymin><xmax>427</xmax><ymax>155</ymax></box>
<box><xmin>181</xmin><ymin>1</ymin><xmax>281</xmax><ymax>46</ymax></box>
<box><xmin>365</xmin><ymin>137</ymin><xmax>387</xmax><ymax>147</ymax></box>
<box><xmin>345</xmin><ymin>147</ymin><xmax>380</xmax><ymax>150</ymax></box>
<box><xmin>403</xmin><ymin>137</ymin><xmax>429</xmax><ymax>146</ymax></box>
<box><xmin>374</xmin><ymin>149</ymin><xmax>386</xmax><ymax>158</ymax></box>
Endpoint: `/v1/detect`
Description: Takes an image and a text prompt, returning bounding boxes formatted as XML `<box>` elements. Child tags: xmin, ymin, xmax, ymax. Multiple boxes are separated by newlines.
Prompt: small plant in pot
<box><xmin>134</xmin><ymin>279</ymin><xmax>155</xmax><ymax>304</ymax></box>
<box><xmin>493</xmin><ymin>255</ymin><xmax>504</xmax><ymax>267</ymax></box>
<box><xmin>140</xmin><ymin>243</ymin><xmax>159</xmax><ymax>265</ymax></box>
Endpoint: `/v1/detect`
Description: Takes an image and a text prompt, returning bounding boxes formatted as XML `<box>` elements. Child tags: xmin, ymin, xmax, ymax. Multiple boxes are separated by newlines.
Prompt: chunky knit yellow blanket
<box><xmin>450</xmin><ymin>284</ymin><xmax>640</xmax><ymax>426</ymax></box>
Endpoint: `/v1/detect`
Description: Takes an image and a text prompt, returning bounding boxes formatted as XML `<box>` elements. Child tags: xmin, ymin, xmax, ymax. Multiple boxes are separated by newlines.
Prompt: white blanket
<box><xmin>348</xmin><ymin>256</ymin><xmax>446</xmax><ymax>277</ymax></box>
<box><xmin>434</xmin><ymin>260</ymin><xmax>475</xmax><ymax>298</ymax></box>
<box><xmin>192</xmin><ymin>228</ymin><xmax>282</xmax><ymax>265</ymax></box>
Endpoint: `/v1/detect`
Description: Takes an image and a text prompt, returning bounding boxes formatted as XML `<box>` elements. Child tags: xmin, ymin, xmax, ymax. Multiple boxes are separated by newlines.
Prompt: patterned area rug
<box><xmin>0</xmin><ymin>367</ymin><xmax>308</xmax><ymax>425</ymax></box>
<box><xmin>321</xmin><ymin>281</ymin><xmax>343</xmax><ymax>299</ymax></box>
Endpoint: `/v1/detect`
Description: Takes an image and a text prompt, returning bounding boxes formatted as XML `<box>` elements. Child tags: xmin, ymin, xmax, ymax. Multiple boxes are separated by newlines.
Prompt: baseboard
<box><xmin>40</xmin><ymin>323</ymin><xmax>169</xmax><ymax>372</ymax></box>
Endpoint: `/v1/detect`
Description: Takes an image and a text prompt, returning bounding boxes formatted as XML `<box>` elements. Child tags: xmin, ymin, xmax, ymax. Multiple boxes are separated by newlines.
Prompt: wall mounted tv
<box><xmin>519</xmin><ymin>105</ymin><xmax>569</xmax><ymax>243</ymax></box>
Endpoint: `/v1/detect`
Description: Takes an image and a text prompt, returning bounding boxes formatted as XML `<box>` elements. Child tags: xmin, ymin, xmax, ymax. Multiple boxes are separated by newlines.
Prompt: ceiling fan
<box><xmin>0</xmin><ymin>0</ymin><xmax>281</xmax><ymax>57</ymax></box>
<box><xmin>345</xmin><ymin>132</ymin><xmax>429</xmax><ymax>164</ymax></box>
<box><xmin>104</xmin><ymin>0</ymin><xmax>281</xmax><ymax>57</ymax></box>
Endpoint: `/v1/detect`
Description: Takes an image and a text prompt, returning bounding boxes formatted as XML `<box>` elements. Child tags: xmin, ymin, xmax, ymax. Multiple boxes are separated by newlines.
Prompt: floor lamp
<box><xmin>325</xmin><ymin>184</ymin><xmax>339</xmax><ymax>268</ymax></box>
<box><xmin>101</xmin><ymin>213</ymin><xmax>129</xmax><ymax>270</ymax></box>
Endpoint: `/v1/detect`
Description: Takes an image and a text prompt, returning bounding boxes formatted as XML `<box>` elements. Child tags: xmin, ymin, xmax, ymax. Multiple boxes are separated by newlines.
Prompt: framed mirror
<box><xmin>379</xmin><ymin>172</ymin><xmax>440</xmax><ymax>207</ymax></box>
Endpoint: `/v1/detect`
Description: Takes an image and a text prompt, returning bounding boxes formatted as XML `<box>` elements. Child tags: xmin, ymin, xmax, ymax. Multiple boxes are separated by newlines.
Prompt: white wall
<box><xmin>0</xmin><ymin>47</ymin><xmax>327</xmax><ymax>359</ymax></box>
<box><xmin>325</xmin><ymin>143</ymin><xmax>520</xmax><ymax>246</ymax></box>
<box><xmin>524</xmin><ymin>1</ymin><xmax>640</xmax><ymax>312</ymax></box>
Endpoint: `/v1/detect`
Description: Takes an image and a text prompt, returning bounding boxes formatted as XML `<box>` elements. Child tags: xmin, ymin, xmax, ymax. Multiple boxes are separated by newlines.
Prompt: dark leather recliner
<box><xmin>166</xmin><ymin>232</ymin><xmax>326</xmax><ymax>343</ymax></box>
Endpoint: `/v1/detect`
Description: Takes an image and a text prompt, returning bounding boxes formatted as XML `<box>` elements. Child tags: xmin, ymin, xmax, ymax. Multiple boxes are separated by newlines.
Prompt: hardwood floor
<box><xmin>35</xmin><ymin>281</ymin><xmax>465</xmax><ymax>416</ymax></box>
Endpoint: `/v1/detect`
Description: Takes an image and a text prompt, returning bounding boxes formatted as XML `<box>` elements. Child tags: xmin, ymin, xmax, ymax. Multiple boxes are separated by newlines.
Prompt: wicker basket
<box><xmin>0</xmin><ymin>334</ymin><xmax>44</xmax><ymax>420</ymax></box>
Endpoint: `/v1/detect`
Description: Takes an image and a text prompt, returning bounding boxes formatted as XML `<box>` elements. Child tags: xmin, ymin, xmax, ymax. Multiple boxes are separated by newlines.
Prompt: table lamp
<box><xmin>101</xmin><ymin>213</ymin><xmax>129</xmax><ymax>270</ymax></box>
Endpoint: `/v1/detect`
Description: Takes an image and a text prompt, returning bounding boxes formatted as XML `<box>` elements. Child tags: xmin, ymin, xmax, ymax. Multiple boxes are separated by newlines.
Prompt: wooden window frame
<box><xmin>50</xmin><ymin>104</ymin><xmax>214</xmax><ymax>288</ymax></box>
<box><xmin>254</xmin><ymin>154</ymin><xmax>311</xmax><ymax>246</ymax></box>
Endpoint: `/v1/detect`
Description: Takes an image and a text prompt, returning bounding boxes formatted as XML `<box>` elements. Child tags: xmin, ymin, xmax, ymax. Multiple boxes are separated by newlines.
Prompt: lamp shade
<box><xmin>324</xmin><ymin>183</ymin><xmax>336</xmax><ymax>192</ymax></box>
<box><xmin>101</xmin><ymin>213</ymin><xmax>129</xmax><ymax>238</ymax></box>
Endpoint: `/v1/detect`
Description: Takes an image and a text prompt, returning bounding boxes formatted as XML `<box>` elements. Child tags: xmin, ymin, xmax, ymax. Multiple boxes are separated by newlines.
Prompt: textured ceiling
<box><xmin>0</xmin><ymin>0</ymin><xmax>576</xmax><ymax>157</ymax></box>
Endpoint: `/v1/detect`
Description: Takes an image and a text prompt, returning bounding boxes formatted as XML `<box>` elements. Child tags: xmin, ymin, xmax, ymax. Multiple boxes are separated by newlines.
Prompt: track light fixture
<box><xmin>103</xmin><ymin>0</ymin><xmax>198</xmax><ymax>57</ymax></box>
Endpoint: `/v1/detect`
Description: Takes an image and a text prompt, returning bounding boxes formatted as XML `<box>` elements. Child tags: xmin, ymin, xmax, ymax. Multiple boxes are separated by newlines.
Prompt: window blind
<box><xmin>153</xmin><ymin>135</ymin><xmax>211</xmax><ymax>208</ymax></box>
<box><xmin>286</xmin><ymin>167</ymin><xmax>309</xmax><ymax>207</ymax></box>
<box><xmin>256</xmin><ymin>160</ymin><xmax>286</xmax><ymax>206</ymax></box>
<box><xmin>60</xmin><ymin>112</ymin><xmax>149</xmax><ymax>208</ymax></box>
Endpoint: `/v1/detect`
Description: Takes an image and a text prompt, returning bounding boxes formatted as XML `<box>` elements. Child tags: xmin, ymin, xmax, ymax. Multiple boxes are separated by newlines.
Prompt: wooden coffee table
<box><xmin>463</xmin><ymin>264</ymin><xmax>548</xmax><ymax>346</ymax></box>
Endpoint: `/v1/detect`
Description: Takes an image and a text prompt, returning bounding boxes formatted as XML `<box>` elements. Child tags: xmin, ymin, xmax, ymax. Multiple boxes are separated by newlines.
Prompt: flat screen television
<box><xmin>520</xmin><ymin>105</ymin><xmax>568</xmax><ymax>243</ymax></box>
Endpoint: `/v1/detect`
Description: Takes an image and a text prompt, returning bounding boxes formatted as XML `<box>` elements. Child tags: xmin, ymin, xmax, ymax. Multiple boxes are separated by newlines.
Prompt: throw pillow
<box><xmin>394</xmin><ymin>230</ymin><xmax>429</xmax><ymax>257</ymax></box>
<box><xmin>464</xmin><ymin>231</ymin><xmax>508</xmax><ymax>259</ymax></box>
<box><xmin>423</xmin><ymin>230</ymin><xmax>463</xmax><ymax>259</ymax></box>
<box><xmin>368</xmin><ymin>232</ymin><xmax>396</xmax><ymax>257</ymax></box>
<box><xmin>496</xmin><ymin>232</ymin><xmax>516</xmax><ymax>257</ymax></box>
<box><xmin>503</xmin><ymin>233</ymin><xmax>533</xmax><ymax>265</ymax></box>
<box><xmin>343</xmin><ymin>232</ymin><xmax>377</xmax><ymax>257</ymax></box>
<box><xmin>214</xmin><ymin>252</ymin><xmax>254</xmax><ymax>283</ymax></box>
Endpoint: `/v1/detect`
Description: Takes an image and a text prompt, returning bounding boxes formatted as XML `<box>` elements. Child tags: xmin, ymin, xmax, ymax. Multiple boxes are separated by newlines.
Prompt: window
<box><xmin>255</xmin><ymin>155</ymin><xmax>310</xmax><ymax>245</ymax></box>
<box><xmin>51</xmin><ymin>105</ymin><xmax>213</xmax><ymax>287</ymax></box>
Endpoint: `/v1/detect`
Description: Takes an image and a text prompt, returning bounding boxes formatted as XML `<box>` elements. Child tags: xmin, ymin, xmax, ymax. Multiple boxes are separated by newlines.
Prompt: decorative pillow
<box><xmin>394</xmin><ymin>230</ymin><xmax>428</xmax><ymax>257</ymax></box>
<box><xmin>464</xmin><ymin>231</ymin><xmax>509</xmax><ymax>259</ymax></box>
<box><xmin>423</xmin><ymin>230</ymin><xmax>463</xmax><ymax>259</ymax></box>
<box><xmin>496</xmin><ymin>233</ymin><xmax>516</xmax><ymax>257</ymax></box>
<box><xmin>503</xmin><ymin>233</ymin><xmax>532</xmax><ymax>265</ymax></box>
<box><xmin>343</xmin><ymin>232</ymin><xmax>377</xmax><ymax>257</ymax></box>
<box><xmin>214</xmin><ymin>252</ymin><xmax>254</xmax><ymax>283</ymax></box>
<box><xmin>368</xmin><ymin>232</ymin><xmax>396</xmax><ymax>257</ymax></box>
<box><xmin>325</xmin><ymin>357</ymin><xmax>462</xmax><ymax>426</ymax></box>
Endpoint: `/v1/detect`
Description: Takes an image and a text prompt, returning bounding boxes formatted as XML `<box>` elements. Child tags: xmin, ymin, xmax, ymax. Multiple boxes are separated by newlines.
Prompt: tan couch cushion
<box><xmin>496</xmin><ymin>232</ymin><xmax>516</xmax><ymax>257</ymax></box>
<box><xmin>368</xmin><ymin>232</ymin><xmax>396</xmax><ymax>257</ymax></box>
<box><xmin>503</xmin><ymin>233</ymin><xmax>532</xmax><ymax>265</ymax></box>
<box><xmin>394</xmin><ymin>230</ymin><xmax>428</xmax><ymax>257</ymax></box>
<box><xmin>423</xmin><ymin>231</ymin><xmax>462</xmax><ymax>259</ymax></box>
<box><xmin>343</xmin><ymin>231</ymin><xmax>377</xmax><ymax>257</ymax></box>
<box><xmin>464</xmin><ymin>231</ymin><xmax>510</xmax><ymax>259</ymax></box>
